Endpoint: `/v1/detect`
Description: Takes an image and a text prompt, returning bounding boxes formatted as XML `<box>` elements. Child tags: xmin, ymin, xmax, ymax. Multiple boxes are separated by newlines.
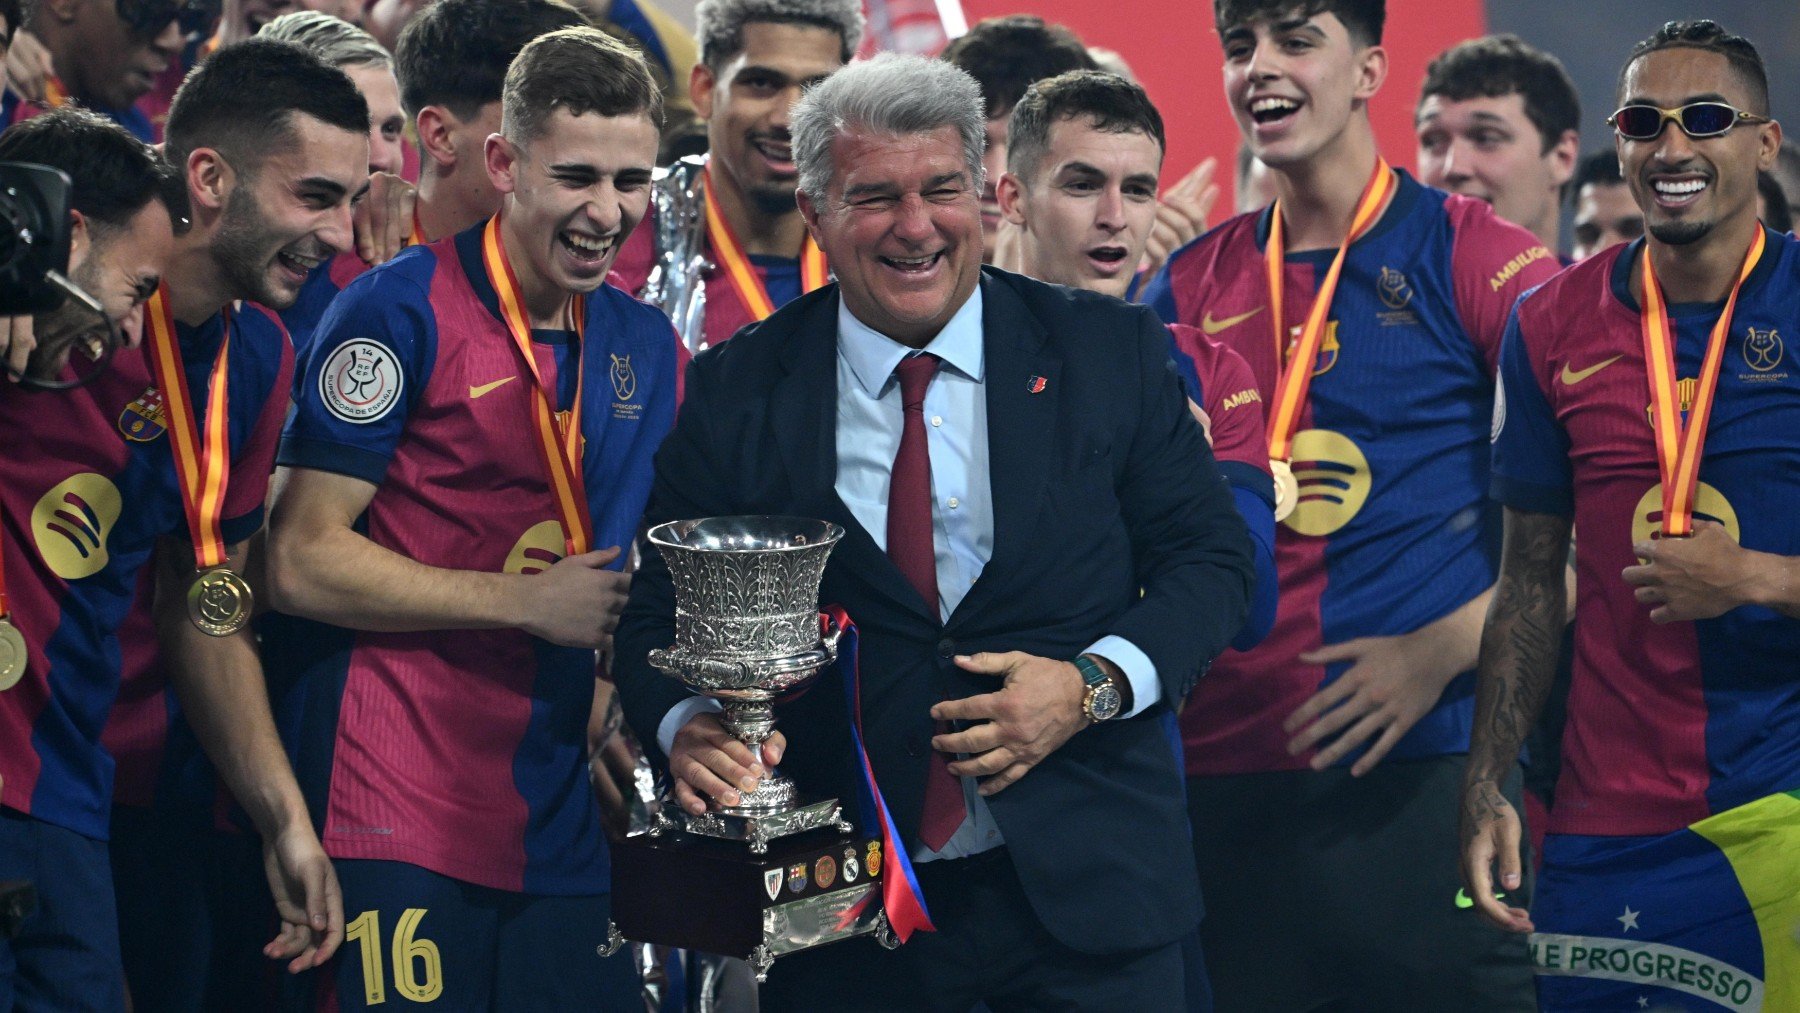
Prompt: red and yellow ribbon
<box><xmin>144</xmin><ymin>285</ymin><xmax>234</xmax><ymax>570</ymax></box>
<box><xmin>42</xmin><ymin>76</ymin><xmax>69</xmax><ymax>109</ymax></box>
<box><xmin>1639</xmin><ymin>227</ymin><xmax>1765</xmax><ymax>537</ymax></box>
<box><xmin>703</xmin><ymin>167</ymin><xmax>828</xmax><ymax>321</ymax></box>
<box><xmin>1263</xmin><ymin>158</ymin><xmax>1395</xmax><ymax>461</ymax></box>
<box><xmin>480</xmin><ymin>215</ymin><xmax>593</xmax><ymax>557</ymax></box>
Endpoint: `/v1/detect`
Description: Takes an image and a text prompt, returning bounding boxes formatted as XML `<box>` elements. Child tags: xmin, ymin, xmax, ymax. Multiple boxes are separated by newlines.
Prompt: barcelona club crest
<box><xmin>787</xmin><ymin>862</ymin><xmax>808</xmax><ymax>895</ymax></box>
<box><xmin>1287</xmin><ymin>322</ymin><xmax>1341</xmax><ymax>376</ymax></box>
<box><xmin>118</xmin><ymin>385</ymin><xmax>167</xmax><ymax>442</ymax></box>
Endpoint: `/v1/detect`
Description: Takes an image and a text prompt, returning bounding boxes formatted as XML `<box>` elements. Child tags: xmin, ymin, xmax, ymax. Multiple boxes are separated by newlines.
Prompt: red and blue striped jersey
<box><xmin>1493</xmin><ymin>232</ymin><xmax>1800</xmax><ymax>837</ymax></box>
<box><xmin>1145</xmin><ymin>171</ymin><xmax>1561</xmax><ymax>775</ymax></box>
<box><xmin>266</xmin><ymin>221</ymin><xmax>677</xmax><ymax>894</ymax></box>
<box><xmin>0</xmin><ymin>307</ymin><xmax>292</xmax><ymax>839</ymax></box>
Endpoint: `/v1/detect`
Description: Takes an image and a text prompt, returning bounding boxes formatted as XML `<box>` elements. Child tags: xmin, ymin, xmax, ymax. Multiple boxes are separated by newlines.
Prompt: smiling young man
<box><xmin>1140</xmin><ymin>1</ymin><xmax>1558</xmax><ymax>1008</ymax></box>
<box><xmin>1465</xmin><ymin>21</ymin><xmax>1800</xmax><ymax>1012</ymax></box>
<box><xmin>1415</xmin><ymin>34</ymin><xmax>1581</xmax><ymax>252</ymax></box>
<box><xmin>0</xmin><ymin>42</ymin><xmax>369</xmax><ymax>1007</ymax></box>
<box><xmin>615</xmin><ymin>52</ymin><xmax>1251</xmax><ymax>1012</ymax></box>
<box><xmin>264</xmin><ymin>27</ymin><xmax>675</xmax><ymax>1008</ymax></box>
<box><xmin>611</xmin><ymin>0</ymin><xmax>861</xmax><ymax>352</ymax></box>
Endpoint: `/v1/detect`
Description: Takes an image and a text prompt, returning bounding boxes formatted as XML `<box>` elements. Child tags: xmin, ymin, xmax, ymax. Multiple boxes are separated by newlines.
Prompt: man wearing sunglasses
<box><xmin>1466</xmin><ymin>19</ymin><xmax>1800</xmax><ymax>1012</ymax></box>
<box><xmin>2</xmin><ymin>0</ymin><xmax>216</xmax><ymax>141</ymax></box>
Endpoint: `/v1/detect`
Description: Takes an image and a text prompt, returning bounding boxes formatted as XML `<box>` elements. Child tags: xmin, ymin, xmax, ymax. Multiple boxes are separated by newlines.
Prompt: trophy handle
<box><xmin>819</xmin><ymin>610</ymin><xmax>843</xmax><ymax>661</ymax></box>
<box><xmin>596</xmin><ymin>920</ymin><xmax>627</xmax><ymax>958</ymax></box>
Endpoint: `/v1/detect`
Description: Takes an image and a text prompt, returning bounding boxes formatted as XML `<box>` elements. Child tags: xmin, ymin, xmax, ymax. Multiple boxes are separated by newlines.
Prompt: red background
<box><xmin>956</xmin><ymin>0</ymin><xmax>1489</xmax><ymax>216</ymax></box>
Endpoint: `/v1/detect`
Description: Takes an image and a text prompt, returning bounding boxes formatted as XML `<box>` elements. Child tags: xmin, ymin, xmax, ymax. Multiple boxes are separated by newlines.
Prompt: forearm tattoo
<box><xmin>1467</xmin><ymin>508</ymin><xmax>1572</xmax><ymax>790</ymax></box>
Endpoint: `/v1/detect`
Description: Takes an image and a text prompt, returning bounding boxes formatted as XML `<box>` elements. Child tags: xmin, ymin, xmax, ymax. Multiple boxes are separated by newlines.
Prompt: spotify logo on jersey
<box><xmin>1633</xmin><ymin>483</ymin><xmax>1741</xmax><ymax>547</ymax></box>
<box><xmin>1284</xmin><ymin>430</ymin><xmax>1372</xmax><ymax>536</ymax></box>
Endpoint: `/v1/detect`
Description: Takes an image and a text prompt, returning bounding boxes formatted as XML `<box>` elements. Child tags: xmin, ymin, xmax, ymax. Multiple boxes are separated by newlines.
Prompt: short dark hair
<box><xmin>0</xmin><ymin>106</ymin><xmax>185</xmax><ymax>235</ymax></box>
<box><xmin>163</xmin><ymin>38</ymin><xmax>369</xmax><ymax>176</ymax></box>
<box><xmin>1</xmin><ymin>0</ymin><xmax>20</xmax><ymax>42</ymax></box>
<box><xmin>694</xmin><ymin>0</ymin><xmax>863</xmax><ymax>68</ymax></box>
<box><xmin>1572</xmin><ymin>149</ymin><xmax>1622</xmax><ymax>195</ymax></box>
<box><xmin>395</xmin><ymin>0</ymin><xmax>586</xmax><ymax>119</ymax></box>
<box><xmin>1418</xmin><ymin>35</ymin><xmax>1578</xmax><ymax>155</ymax></box>
<box><xmin>1214</xmin><ymin>0</ymin><xmax>1384</xmax><ymax>47</ymax></box>
<box><xmin>1007</xmin><ymin>71</ymin><xmax>1164</xmax><ymax>183</ymax></box>
<box><xmin>502</xmin><ymin>27</ymin><xmax>662</xmax><ymax>143</ymax></box>
<box><xmin>1757</xmin><ymin>172</ymin><xmax>1791</xmax><ymax>234</ymax></box>
<box><xmin>939</xmin><ymin>15</ymin><xmax>1097</xmax><ymax>120</ymax></box>
<box><xmin>1620</xmin><ymin>20</ymin><xmax>1769</xmax><ymax>115</ymax></box>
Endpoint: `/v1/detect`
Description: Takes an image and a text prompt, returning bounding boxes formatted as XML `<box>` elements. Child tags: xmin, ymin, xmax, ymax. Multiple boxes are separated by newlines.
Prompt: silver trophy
<box><xmin>640</xmin><ymin>155</ymin><xmax>710</xmax><ymax>354</ymax></box>
<box><xmin>646</xmin><ymin>515</ymin><xmax>853</xmax><ymax>852</ymax></box>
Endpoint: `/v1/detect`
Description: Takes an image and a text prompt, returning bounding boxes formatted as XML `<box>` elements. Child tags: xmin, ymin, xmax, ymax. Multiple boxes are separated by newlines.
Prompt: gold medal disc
<box><xmin>0</xmin><ymin>617</ymin><xmax>26</xmax><ymax>691</ymax></box>
<box><xmin>1271</xmin><ymin>459</ymin><xmax>1298</xmax><ymax>523</ymax></box>
<box><xmin>187</xmin><ymin>567</ymin><xmax>253</xmax><ymax>637</ymax></box>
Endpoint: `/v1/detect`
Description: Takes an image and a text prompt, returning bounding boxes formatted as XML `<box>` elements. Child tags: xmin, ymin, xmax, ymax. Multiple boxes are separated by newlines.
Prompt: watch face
<box><xmin>1088</xmin><ymin>682</ymin><xmax>1123</xmax><ymax>722</ymax></box>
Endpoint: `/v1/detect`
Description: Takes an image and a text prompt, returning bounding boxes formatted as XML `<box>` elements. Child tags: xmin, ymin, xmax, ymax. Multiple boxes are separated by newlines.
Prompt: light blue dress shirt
<box><xmin>659</xmin><ymin>283</ymin><xmax>1160</xmax><ymax>862</ymax></box>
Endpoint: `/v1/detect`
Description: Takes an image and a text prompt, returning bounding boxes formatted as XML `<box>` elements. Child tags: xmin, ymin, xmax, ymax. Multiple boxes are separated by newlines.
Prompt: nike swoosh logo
<box><xmin>1454</xmin><ymin>888</ymin><xmax>1507</xmax><ymax>909</ymax></box>
<box><xmin>1201</xmin><ymin>307</ymin><xmax>1265</xmax><ymax>336</ymax></box>
<box><xmin>469</xmin><ymin>376</ymin><xmax>517</xmax><ymax>399</ymax></box>
<box><xmin>1560</xmin><ymin>355</ymin><xmax>1623</xmax><ymax>386</ymax></box>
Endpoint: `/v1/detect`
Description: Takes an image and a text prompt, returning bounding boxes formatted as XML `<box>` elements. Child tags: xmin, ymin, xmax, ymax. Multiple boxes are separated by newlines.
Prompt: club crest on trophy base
<box><xmin>604</xmin><ymin>517</ymin><xmax>897</xmax><ymax>979</ymax></box>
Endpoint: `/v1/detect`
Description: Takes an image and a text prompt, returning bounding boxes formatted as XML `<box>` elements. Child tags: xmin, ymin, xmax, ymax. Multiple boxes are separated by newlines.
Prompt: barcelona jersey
<box><xmin>267</xmin><ymin>221</ymin><xmax>677</xmax><ymax>895</ymax></box>
<box><xmin>1144</xmin><ymin>170</ymin><xmax>1560</xmax><ymax>774</ymax></box>
<box><xmin>0</xmin><ymin>307</ymin><xmax>293</xmax><ymax>839</ymax></box>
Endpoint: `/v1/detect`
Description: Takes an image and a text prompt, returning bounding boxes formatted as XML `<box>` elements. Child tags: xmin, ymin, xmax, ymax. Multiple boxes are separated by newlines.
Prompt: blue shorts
<box><xmin>1534</xmin><ymin>791</ymin><xmax>1800</xmax><ymax>1012</ymax></box>
<box><xmin>305</xmin><ymin>859</ymin><xmax>637</xmax><ymax>1011</ymax></box>
<box><xmin>0</xmin><ymin>807</ymin><xmax>126</xmax><ymax>1011</ymax></box>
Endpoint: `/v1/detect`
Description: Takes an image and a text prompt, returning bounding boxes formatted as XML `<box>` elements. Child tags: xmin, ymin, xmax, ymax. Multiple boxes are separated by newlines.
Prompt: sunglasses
<box><xmin>115</xmin><ymin>0</ymin><xmax>219</xmax><ymax>38</ymax></box>
<box><xmin>1608</xmin><ymin>102</ymin><xmax>1771</xmax><ymax>141</ymax></box>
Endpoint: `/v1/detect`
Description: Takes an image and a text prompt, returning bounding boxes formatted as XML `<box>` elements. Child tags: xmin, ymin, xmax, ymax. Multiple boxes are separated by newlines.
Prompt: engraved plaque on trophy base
<box><xmin>610</xmin><ymin>826</ymin><xmax>893</xmax><ymax>980</ymax></box>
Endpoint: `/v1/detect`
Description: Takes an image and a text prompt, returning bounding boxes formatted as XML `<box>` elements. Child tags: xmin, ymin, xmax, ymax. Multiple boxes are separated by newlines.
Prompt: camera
<box><xmin>0</xmin><ymin>161</ymin><xmax>74</xmax><ymax>316</ymax></box>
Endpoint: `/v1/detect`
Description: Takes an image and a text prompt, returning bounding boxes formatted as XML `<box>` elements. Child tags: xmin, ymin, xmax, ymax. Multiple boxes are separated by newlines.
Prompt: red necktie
<box><xmin>888</xmin><ymin>353</ymin><xmax>965</xmax><ymax>850</ymax></box>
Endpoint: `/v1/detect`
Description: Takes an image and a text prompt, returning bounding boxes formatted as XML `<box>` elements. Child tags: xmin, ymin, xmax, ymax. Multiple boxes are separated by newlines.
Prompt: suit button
<box><xmin>936</xmin><ymin>638</ymin><xmax>956</xmax><ymax>658</ymax></box>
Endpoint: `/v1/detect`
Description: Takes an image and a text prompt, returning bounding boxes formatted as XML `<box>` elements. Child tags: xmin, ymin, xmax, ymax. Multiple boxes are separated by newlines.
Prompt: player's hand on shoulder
<box><xmin>354</xmin><ymin>171</ymin><xmax>418</xmax><ymax>266</ymax></box>
<box><xmin>518</xmin><ymin>546</ymin><xmax>630</xmax><ymax>648</ymax></box>
<box><xmin>4</xmin><ymin>30</ymin><xmax>53</xmax><ymax>105</ymax></box>
<box><xmin>668</xmin><ymin>711</ymin><xmax>784</xmax><ymax>816</ymax></box>
<box><xmin>1457</xmin><ymin>777</ymin><xmax>1534</xmax><ymax>934</ymax></box>
<box><xmin>932</xmin><ymin>651</ymin><xmax>1090</xmax><ymax>797</ymax></box>
<box><xmin>260</xmin><ymin>820</ymin><xmax>345</xmax><ymax>973</ymax></box>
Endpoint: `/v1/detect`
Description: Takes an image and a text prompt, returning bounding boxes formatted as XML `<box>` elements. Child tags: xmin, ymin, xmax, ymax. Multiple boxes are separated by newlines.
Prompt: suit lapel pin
<box><xmin>1026</xmin><ymin>375</ymin><xmax>1047</xmax><ymax>394</ymax></box>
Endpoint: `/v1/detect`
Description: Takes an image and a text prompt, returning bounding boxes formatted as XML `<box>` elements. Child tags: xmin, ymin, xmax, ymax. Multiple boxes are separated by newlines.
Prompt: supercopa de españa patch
<box><xmin>321</xmin><ymin>338</ymin><xmax>403</xmax><ymax>424</ymax></box>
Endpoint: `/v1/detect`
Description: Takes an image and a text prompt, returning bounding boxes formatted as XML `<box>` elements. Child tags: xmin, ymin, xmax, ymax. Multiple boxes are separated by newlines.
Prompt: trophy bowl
<box><xmin>645</xmin><ymin>516</ymin><xmax>850</xmax><ymax>850</ymax></box>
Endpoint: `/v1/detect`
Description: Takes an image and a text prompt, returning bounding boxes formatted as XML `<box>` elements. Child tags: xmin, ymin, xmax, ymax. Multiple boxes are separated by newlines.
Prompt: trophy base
<box><xmin>609</xmin><ymin>825</ymin><xmax>897</xmax><ymax>981</ymax></box>
<box><xmin>660</xmin><ymin>796</ymin><xmax>852</xmax><ymax>854</ymax></box>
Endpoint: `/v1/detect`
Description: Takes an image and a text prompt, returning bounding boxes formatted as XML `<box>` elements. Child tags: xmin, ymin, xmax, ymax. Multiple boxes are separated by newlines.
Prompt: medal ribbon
<box><xmin>42</xmin><ymin>76</ymin><xmax>69</xmax><ymax>109</ymax></box>
<box><xmin>703</xmin><ymin>167</ymin><xmax>828</xmax><ymax>321</ymax></box>
<box><xmin>826</xmin><ymin>605</ymin><xmax>936</xmax><ymax>943</ymax></box>
<box><xmin>144</xmin><ymin>285</ymin><xmax>233</xmax><ymax>570</ymax></box>
<box><xmin>480</xmin><ymin>215</ymin><xmax>593</xmax><ymax>556</ymax></box>
<box><xmin>1263</xmin><ymin>158</ymin><xmax>1394</xmax><ymax>460</ymax></box>
<box><xmin>1639</xmin><ymin>227</ymin><xmax>1765</xmax><ymax>537</ymax></box>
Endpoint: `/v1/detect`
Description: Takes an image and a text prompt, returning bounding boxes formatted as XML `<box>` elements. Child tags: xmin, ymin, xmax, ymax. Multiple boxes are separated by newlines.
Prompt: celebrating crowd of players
<box><xmin>2</xmin><ymin>0</ymin><xmax>1798</xmax><ymax>1009</ymax></box>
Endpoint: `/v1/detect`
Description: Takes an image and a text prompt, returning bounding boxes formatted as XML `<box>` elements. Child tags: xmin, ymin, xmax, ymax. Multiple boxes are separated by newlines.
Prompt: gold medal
<box><xmin>0</xmin><ymin>617</ymin><xmax>26</xmax><ymax>691</ymax></box>
<box><xmin>187</xmin><ymin>567</ymin><xmax>252</xmax><ymax>637</ymax></box>
<box><xmin>1271</xmin><ymin>459</ymin><xmax>1298</xmax><ymax>524</ymax></box>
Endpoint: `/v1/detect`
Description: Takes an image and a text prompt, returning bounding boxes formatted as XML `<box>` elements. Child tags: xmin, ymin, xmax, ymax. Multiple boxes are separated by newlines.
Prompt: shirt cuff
<box><xmin>657</xmin><ymin>695</ymin><xmax>723</xmax><ymax>757</ymax></box>
<box><xmin>1085</xmin><ymin>635</ymin><xmax>1160</xmax><ymax>719</ymax></box>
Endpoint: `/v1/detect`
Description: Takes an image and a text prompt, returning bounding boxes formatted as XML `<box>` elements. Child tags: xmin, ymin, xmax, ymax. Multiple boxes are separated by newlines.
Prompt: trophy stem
<box><xmin>719</xmin><ymin>699</ymin><xmax>775</xmax><ymax>747</ymax></box>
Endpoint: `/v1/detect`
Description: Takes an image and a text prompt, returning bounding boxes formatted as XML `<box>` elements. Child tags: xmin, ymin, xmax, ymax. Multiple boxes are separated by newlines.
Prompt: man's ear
<box><xmin>690</xmin><ymin>61</ymin><xmax>718</xmax><ymax>122</ymax></box>
<box><xmin>66</xmin><ymin>208</ymin><xmax>90</xmax><ymax>274</ymax></box>
<box><xmin>1547</xmin><ymin>128</ymin><xmax>1580</xmax><ymax>188</ymax></box>
<box><xmin>485</xmin><ymin>131</ymin><xmax>520</xmax><ymax>195</ymax></box>
<box><xmin>796</xmin><ymin>187</ymin><xmax>824</xmax><ymax>246</ymax></box>
<box><xmin>1354</xmin><ymin>44</ymin><xmax>1389</xmax><ymax>103</ymax></box>
<box><xmin>186</xmin><ymin>147</ymin><xmax>234</xmax><ymax>216</ymax></box>
<box><xmin>41</xmin><ymin>0</ymin><xmax>81</xmax><ymax>25</ymax></box>
<box><xmin>415</xmin><ymin>106</ymin><xmax>458</xmax><ymax>171</ymax></box>
<box><xmin>996</xmin><ymin>171</ymin><xmax>1030</xmax><ymax>225</ymax></box>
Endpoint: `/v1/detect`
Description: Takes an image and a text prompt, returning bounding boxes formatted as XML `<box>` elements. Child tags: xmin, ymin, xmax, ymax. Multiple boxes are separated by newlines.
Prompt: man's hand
<box><xmin>588</xmin><ymin>679</ymin><xmax>642</xmax><ymax>839</ymax></box>
<box><xmin>354</xmin><ymin>171</ymin><xmax>418</xmax><ymax>266</ymax></box>
<box><xmin>1139</xmin><ymin>158</ymin><xmax>1220</xmax><ymax>282</ymax></box>
<box><xmin>668</xmin><ymin>711</ymin><xmax>783</xmax><ymax>816</ymax></box>
<box><xmin>931</xmin><ymin>651</ymin><xmax>1089</xmax><ymax>797</ymax></box>
<box><xmin>518</xmin><ymin>547</ymin><xmax>630</xmax><ymax>649</ymax></box>
<box><xmin>1284</xmin><ymin>625</ymin><xmax>1466</xmax><ymax>776</ymax></box>
<box><xmin>1</xmin><ymin>315</ymin><xmax>34</xmax><ymax>381</ymax></box>
<box><xmin>1625</xmin><ymin>522</ymin><xmax>1766</xmax><ymax>623</ymax></box>
<box><xmin>1458</xmin><ymin>777</ymin><xmax>1533</xmax><ymax>933</ymax></box>
<box><xmin>4</xmin><ymin>30</ymin><xmax>53</xmax><ymax>105</ymax></box>
<box><xmin>260</xmin><ymin>820</ymin><xmax>345</xmax><ymax>973</ymax></box>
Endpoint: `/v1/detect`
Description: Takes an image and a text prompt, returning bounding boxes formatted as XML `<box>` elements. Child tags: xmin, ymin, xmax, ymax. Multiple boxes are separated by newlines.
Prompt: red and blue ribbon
<box><xmin>824</xmin><ymin>605</ymin><xmax>936</xmax><ymax>942</ymax></box>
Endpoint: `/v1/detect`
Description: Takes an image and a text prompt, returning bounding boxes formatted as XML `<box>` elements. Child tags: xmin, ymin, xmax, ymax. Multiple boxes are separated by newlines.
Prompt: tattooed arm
<box><xmin>1459</xmin><ymin>506</ymin><xmax>1571</xmax><ymax>933</ymax></box>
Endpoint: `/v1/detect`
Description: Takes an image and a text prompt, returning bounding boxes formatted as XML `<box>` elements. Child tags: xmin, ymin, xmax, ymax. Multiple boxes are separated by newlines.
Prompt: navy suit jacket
<box><xmin>615</xmin><ymin>268</ymin><xmax>1253</xmax><ymax>955</ymax></box>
